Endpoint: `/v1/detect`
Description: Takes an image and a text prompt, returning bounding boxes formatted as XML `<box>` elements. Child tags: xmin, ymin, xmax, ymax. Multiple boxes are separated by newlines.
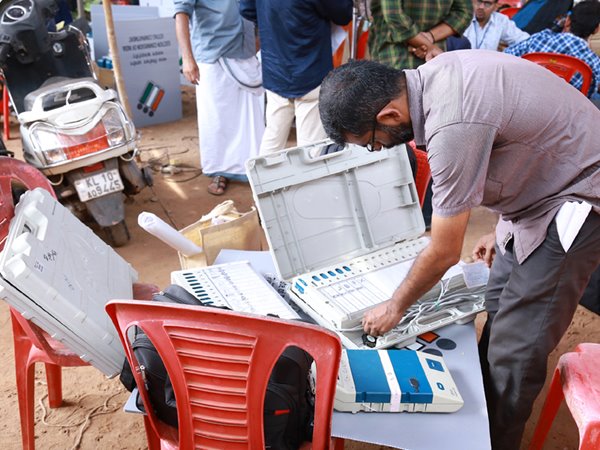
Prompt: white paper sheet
<box><xmin>555</xmin><ymin>201</ymin><xmax>592</xmax><ymax>252</ymax></box>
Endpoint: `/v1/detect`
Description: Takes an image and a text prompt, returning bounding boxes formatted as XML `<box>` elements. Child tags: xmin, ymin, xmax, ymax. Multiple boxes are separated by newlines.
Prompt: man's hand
<box><xmin>175</xmin><ymin>13</ymin><xmax>199</xmax><ymax>84</ymax></box>
<box><xmin>425</xmin><ymin>45</ymin><xmax>443</xmax><ymax>61</ymax></box>
<box><xmin>409</xmin><ymin>44</ymin><xmax>429</xmax><ymax>59</ymax></box>
<box><xmin>472</xmin><ymin>232</ymin><xmax>496</xmax><ymax>267</ymax></box>
<box><xmin>362</xmin><ymin>210</ymin><xmax>472</xmax><ymax>337</ymax></box>
<box><xmin>408</xmin><ymin>31</ymin><xmax>443</xmax><ymax>61</ymax></box>
<box><xmin>362</xmin><ymin>299</ymin><xmax>406</xmax><ymax>336</ymax></box>
<box><xmin>181</xmin><ymin>56</ymin><xmax>200</xmax><ymax>85</ymax></box>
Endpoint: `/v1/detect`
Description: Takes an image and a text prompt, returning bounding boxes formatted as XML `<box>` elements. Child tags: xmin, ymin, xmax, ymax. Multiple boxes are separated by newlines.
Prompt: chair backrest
<box><xmin>499</xmin><ymin>1</ymin><xmax>522</xmax><ymax>8</ymax></box>
<box><xmin>106</xmin><ymin>300</ymin><xmax>343</xmax><ymax>450</ymax></box>
<box><xmin>522</xmin><ymin>52</ymin><xmax>593</xmax><ymax>95</ymax></box>
<box><xmin>499</xmin><ymin>6</ymin><xmax>521</xmax><ymax>19</ymax></box>
<box><xmin>0</xmin><ymin>157</ymin><xmax>55</xmax><ymax>250</ymax></box>
<box><xmin>407</xmin><ymin>145</ymin><xmax>431</xmax><ymax>208</ymax></box>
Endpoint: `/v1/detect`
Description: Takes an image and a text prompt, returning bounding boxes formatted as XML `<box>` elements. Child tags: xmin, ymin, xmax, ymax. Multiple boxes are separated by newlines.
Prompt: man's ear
<box><xmin>376</xmin><ymin>101</ymin><xmax>405</xmax><ymax>126</ymax></box>
<box><xmin>564</xmin><ymin>16</ymin><xmax>571</xmax><ymax>33</ymax></box>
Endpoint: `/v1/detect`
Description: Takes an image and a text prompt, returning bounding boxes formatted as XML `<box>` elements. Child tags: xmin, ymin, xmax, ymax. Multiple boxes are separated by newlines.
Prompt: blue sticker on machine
<box><xmin>389</xmin><ymin>350</ymin><xmax>433</xmax><ymax>403</ymax></box>
<box><xmin>346</xmin><ymin>350</ymin><xmax>391</xmax><ymax>403</ymax></box>
<box><xmin>426</xmin><ymin>358</ymin><xmax>445</xmax><ymax>372</ymax></box>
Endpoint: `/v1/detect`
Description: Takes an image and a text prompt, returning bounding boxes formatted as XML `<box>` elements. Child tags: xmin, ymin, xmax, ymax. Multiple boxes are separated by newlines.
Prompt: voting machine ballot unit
<box><xmin>0</xmin><ymin>188</ymin><xmax>137</xmax><ymax>377</ymax></box>
<box><xmin>170</xmin><ymin>261</ymin><xmax>301</xmax><ymax>320</ymax></box>
<box><xmin>246</xmin><ymin>141</ymin><xmax>487</xmax><ymax>349</ymax></box>
<box><xmin>333</xmin><ymin>349</ymin><xmax>463</xmax><ymax>413</ymax></box>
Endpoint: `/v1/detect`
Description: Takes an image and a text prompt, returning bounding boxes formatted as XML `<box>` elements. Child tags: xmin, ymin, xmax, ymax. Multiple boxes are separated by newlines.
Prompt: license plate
<box><xmin>74</xmin><ymin>169</ymin><xmax>124</xmax><ymax>202</ymax></box>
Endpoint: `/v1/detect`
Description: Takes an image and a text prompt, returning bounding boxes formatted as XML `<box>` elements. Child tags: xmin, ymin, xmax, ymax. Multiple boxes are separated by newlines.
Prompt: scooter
<box><xmin>0</xmin><ymin>0</ymin><xmax>151</xmax><ymax>246</ymax></box>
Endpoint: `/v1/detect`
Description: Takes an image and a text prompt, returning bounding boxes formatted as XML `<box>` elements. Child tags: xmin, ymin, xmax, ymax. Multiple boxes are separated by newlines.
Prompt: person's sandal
<box><xmin>207</xmin><ymin>175</ymin><xmax>228</xmax><ymax>195</ymax></box>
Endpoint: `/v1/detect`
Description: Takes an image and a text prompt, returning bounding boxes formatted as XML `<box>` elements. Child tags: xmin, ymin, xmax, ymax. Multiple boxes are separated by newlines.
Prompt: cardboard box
<box><xmin>94</xmin><ymin>63</ymin><xmax>116</xmax><ymax>90</ymax></box>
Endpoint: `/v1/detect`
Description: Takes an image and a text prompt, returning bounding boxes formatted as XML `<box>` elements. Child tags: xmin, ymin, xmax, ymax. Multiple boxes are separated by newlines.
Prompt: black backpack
<box><xmin>119</xmin><ymin>284</ymin><xmax>315</xmax><ymax>450</ymax></box>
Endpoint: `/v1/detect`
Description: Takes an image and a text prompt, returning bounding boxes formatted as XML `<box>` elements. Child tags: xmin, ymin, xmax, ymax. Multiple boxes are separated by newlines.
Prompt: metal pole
<box><xmin>76</xmin><ymin>0</ymin><xmax>85</xmax><ymax>19</ymax></box>
<box><xmin>350</xmin><ymin>6</ymin><xmax>359</xmax><ymax>60</ymax></box>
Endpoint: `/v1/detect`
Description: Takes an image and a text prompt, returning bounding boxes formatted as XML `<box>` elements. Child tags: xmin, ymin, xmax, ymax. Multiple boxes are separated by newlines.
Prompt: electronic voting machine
<box><xmin>0</xmin><ymin>188</ymin><xmax>137</xmax><ymax>377</ymax></box>
<box><xmin>246</xmin><ymin>141</ymin><xmax>487</xmax><ymax>350</ymax></box>
<box><xmin>170</xmin><ymin>260</ymin><xmax>301</xmax><ymax>320</ymax></box>
<box><xmin>332</xmin><ymin>349</ymin><xmax>463</xmax><ymax>413</ymax></box>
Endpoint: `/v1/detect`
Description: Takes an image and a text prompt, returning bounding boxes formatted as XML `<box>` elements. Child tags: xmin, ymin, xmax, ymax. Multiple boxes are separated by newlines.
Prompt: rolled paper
<box><xmin>137</xmin><ymin>212</ymin><xmax>202</xmax><ymax>256</ymax></box>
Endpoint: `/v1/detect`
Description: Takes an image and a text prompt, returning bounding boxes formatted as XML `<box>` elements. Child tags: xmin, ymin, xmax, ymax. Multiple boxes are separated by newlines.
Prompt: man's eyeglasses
<box><xmin>475</xmin><ymin>0</ymin><xmax>496</xmax><ymax>8</ymax></box>
<box><xmin>365</xmin><ymin>116</ymin><xmax>377</xmax><ymax>152</ymax></box>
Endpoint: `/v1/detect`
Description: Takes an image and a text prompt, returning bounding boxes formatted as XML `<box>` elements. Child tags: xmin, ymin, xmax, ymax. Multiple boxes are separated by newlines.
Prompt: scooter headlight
<box><xmin>29</xmin><ymin>106</ymin><xmax>131</xmax><ymax>165</ymax></box>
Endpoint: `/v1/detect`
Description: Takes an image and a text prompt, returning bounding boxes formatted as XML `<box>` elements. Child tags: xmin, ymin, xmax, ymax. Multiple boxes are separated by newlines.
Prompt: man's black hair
<box><xmin>570</xmin><ymin>0</ymin><xmax>600</xmax><ymax>39</ymax></box>
<box><xmin>318</xmin><ymin>60</ymin><xmax>406</xmax><ymax>145</ymax></box>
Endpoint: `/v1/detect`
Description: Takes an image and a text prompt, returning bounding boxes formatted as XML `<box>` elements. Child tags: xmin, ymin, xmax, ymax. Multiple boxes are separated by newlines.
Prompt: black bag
<box><xmin>119</xmin><ymin>284</ymin><xmax>315</xmax><ymax>449</ymax></box>
<box><xmin>264</xmin><ymin>346</ymin><xmax>314</xmax><ymax>450</ymax></box>
<box><xmin>119</xmin><ymin>284</ymin><xmax>201</xmax><ymax>427</ymax></box>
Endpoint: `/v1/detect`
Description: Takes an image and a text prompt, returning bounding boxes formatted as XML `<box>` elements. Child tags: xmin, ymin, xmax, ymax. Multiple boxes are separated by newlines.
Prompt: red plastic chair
<box><xmin>529</xmin><ymin>343</ymin><xmax>600</xmax><ymax>450</ymax></box>
<box><xmin>499</xmin><ymin>6</ymin><xmax>520</xmax><ymax>19</ymax></box>
<box><xmin>407</xmin><ymin>143</ymin><xmax>431</xmax><ymax>208</ymax></box>
<box><xmin>498</xmin><ymin>1</ymin><xmax>522</xmax><ymax>9</ymax></box>
<box><xmin>0</xmin><ymin>157</ymin><xmax>158</xmax><ymax>449</ymax></box>
<box><xmin>106</xmin><ymin>300</ymin><xmax>343</xmax><ymax>450</ymax></box>
<box><xmin>522</xmin><ymin>52</ymin><xmax>594</xmax><ymax>95</ymax></box>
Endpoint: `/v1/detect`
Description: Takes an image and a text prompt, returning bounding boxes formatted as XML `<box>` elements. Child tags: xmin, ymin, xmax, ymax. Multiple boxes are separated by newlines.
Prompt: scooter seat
<box><xmin>23</xmin><ymin>77</ymin><xmax>113</xmax><ymax>113</ymax></box>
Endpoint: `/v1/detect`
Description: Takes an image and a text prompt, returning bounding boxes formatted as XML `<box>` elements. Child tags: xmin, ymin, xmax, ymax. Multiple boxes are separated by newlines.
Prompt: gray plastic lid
<box><xmin>246</xmin><ymin>141</ymin><xmax>425</xmax><ymax>280</ymax></box>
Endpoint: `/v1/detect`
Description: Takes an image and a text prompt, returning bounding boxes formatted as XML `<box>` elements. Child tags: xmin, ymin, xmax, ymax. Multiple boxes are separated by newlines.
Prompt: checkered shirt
<box><xmin>368</xmin><ymin>0</ymin><xmax>472</xmax><ymax>69</ymax></box>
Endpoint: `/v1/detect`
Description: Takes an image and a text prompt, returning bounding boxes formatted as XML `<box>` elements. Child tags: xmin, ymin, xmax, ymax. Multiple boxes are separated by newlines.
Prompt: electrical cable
<box><xmin>335</xmin><ymin>283</ymin><xmax>486</xmax><ymax>336</ymax></box>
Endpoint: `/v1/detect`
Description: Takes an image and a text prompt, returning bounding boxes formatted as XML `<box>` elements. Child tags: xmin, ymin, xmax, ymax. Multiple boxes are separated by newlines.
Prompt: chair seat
<box><xmin>560</xmin><ymin>344</ymin><xmax>600</xmax><ymax>436</ymax></box>
<box><xmin>529</xmin><ymin>343</ymin><xmax>600</xmax><ymax>450</ymax></box>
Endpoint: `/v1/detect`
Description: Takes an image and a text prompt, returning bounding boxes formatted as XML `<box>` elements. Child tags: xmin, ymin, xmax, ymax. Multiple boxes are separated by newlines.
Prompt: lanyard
<box><xmin>475</xmin><ymin>22</ymin><xmax>491</xmax><ymax>49</ymax></box>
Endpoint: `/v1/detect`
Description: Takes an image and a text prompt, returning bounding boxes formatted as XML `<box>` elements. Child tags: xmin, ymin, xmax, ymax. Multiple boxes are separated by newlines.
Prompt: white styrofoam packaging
<box><xmin>246</xmin><ymin>141</ymin><xmax>486</xmax><ymax>349</ymax></box>
<box><xmin>0</xmin><ymin>188</ymin><xmax>138</xmax><ymax>377</ymax></box>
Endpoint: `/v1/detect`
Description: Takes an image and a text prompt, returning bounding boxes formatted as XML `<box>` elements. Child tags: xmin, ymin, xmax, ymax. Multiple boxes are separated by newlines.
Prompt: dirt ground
<box><xmin>0</xmin><ymin>85</ymin><xmax>598</xmax><ymax>450</ymax></box>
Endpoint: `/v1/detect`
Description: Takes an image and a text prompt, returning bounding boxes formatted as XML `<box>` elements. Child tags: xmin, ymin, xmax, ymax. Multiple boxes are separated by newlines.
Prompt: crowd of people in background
<box><xmin>174</xmin><ymin>0</ymin><xmax>599</xmax><ymax>196</ymax></box>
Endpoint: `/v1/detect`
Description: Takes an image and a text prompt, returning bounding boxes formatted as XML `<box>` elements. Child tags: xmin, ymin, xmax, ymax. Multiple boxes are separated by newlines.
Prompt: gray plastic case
<box><xmin>0</xmin><ymin>188</ymin><xmax>137</xmax><ymax>377</ymax></box>
<box><xmin>246</xmin><ymin>141</ymin><xmax>486</xmax><ymax>349</ymax></box>
<box><xmin>246</xmin><ymin>141</ymin><xmax>425</xmax><ymax>280</ymax></box>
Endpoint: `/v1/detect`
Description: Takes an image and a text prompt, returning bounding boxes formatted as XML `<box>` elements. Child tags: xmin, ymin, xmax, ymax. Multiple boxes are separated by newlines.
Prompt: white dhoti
<box><xmin>196</xmin><ymin>56</ymin><xmax>265</xmax><ymax>180</ymax></box>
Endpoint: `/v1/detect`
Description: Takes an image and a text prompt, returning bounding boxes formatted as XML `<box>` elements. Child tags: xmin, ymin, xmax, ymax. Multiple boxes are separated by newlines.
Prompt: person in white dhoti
<box><xmin>174</xmin><ymin>0</ymin><xmax>264</xmax><ymax>195</ymax></box>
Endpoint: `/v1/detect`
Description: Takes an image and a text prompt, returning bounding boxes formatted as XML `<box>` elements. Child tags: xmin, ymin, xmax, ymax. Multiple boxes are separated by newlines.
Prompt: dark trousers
<box><xmin>479</xmin><ymin>212</ymin><xmax>600</xmax><ymax>450</ymax></box>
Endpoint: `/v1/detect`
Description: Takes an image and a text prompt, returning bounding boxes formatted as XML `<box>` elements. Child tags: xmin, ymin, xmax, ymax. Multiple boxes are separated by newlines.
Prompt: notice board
<box><xmin>91</xmin><ymin>6</ymin><xmax>182</xmax><ymax>128</ymax></box>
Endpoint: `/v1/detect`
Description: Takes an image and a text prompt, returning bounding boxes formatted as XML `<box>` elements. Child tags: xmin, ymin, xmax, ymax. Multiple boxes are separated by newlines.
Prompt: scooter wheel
<box><xmin>105</xmin><ymin>220</ymin><xmax>130</xmax><ymax>247</ymax></box>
